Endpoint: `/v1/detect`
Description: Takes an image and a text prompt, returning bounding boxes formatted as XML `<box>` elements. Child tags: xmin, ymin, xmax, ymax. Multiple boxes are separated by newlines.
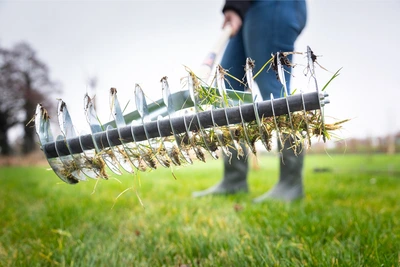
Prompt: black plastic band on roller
<box><xmin>43</xmin><ymin>92</ymin><xmax>321</xmax><ymax>158</ymax></box>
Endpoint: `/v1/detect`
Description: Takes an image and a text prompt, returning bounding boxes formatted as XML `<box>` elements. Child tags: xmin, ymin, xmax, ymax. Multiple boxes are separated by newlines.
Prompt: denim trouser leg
<box><xmin>221</xmin><ymin>0</ymin><xmax>307</xmax><ymax>100</ymax></box>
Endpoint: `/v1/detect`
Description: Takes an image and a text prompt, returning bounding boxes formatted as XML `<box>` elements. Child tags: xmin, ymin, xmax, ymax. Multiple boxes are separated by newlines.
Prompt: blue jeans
<box><xmin>220</xmin><ymin>0</ymin><xmax>307</xmax><ymax>100</ymax></box>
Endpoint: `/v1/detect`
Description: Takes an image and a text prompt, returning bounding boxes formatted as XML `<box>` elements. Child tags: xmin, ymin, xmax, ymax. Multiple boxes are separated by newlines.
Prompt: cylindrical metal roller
<box><xmin>42</xmin><ymin>91</ymin><xmax>325</xmax><ymax>159</ymax></box>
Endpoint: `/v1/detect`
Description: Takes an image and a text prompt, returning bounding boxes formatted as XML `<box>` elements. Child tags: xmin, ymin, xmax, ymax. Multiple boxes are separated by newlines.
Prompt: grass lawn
<box><xmin>0</xmin><ymin>153</ymin><xmax>399</xmax><ymax>266</ymax></box>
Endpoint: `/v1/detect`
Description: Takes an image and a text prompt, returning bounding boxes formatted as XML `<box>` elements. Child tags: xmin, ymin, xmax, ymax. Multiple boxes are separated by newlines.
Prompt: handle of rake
<box><xmin>196</xmin><ymin>24</ymin><xmax>233</xmax><ymax>82</ymax></box>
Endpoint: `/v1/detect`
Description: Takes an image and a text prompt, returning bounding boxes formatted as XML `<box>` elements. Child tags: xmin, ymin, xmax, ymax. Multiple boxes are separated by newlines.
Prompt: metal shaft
<box><xmin>43</xmin><ymin>91</ymin><xmax>322</xmax><ymax>159</ymax></box>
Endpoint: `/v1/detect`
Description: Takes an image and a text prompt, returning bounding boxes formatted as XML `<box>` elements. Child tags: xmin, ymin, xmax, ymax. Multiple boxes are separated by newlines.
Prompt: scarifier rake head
<box><xmin>35</xmin><ymin>46</ymin><xmax>333</xmax><ymax>184</ymax></box>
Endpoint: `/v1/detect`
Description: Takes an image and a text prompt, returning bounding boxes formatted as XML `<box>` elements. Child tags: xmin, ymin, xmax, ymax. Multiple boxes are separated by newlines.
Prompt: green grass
<box><xmin>0</xmin><ymin>153</ymin><xmax>399</xmax><ymax>266</ymax></box>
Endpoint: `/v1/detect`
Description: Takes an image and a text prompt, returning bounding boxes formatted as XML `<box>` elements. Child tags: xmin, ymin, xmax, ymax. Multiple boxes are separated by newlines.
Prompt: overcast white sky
<box><xmin>1</xmin><ymin>0</ymin><xmax>399</xmax><ymax>141</ymax></box>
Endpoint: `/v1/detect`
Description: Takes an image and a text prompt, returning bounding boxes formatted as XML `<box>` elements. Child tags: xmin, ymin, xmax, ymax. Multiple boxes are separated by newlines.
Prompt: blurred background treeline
<box><xmin>0</xmin><ymin>42</ymin><xmax>61</xmax><ymax>157</ymax></box>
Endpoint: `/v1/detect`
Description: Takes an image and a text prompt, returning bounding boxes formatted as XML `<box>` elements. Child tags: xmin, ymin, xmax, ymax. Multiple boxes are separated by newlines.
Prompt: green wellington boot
<box><xmin>253</xmin><ymin>136</ymin><xmax>305</xmax><ymax>202</ymax></box>
<box><xmin>192</xmin><ymin>145</ymin><xmax>248</xmax><ymax>197</ymax></box>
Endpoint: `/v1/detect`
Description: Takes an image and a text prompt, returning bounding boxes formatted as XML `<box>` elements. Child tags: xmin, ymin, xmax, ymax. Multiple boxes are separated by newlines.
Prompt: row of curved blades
<box><xmin>35</xmin><ymin>46</ymin><xmax>329</xmax><ymax>184</ymax></box>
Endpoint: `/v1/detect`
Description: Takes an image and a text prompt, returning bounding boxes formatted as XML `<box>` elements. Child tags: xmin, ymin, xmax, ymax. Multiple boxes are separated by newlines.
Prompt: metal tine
<box><xmin>54</xmin><ymin>134</ymin><xmax>87</xmax><ymax>181</ymax></box>
<box><xmin>84</xmin><ymin>94</ymin><xmax>122</xmax><ymax>175</ymax></box>
<box><xmin>276</xmin><ymin>52</ymin><xmax>295</xmax><ymax>138</ymax></box>
<box><xmin>108</xmin><ymin>89</ymin><xmax>150</xmax><ymax>171</ymax></box>
<box><xmin>181</xmin><ymin>73</ymin><xmax>206</xmax><ymax>162</ymax></box>
<box><xmin>105</xmin><ymin>125</ymin><xmax>134</xmax><ymax>173</ymax></box>
<box><xmin>204</xmin><ymin>65</ymin><xmax>232</xmax><ymax>158</ymax></box>
<box><xmin>108</xmin><ymin>88</ymin><xmax>136</xmax><ymax>173</ymax></box>
<box><xmin>216</xmin><ymin>65</ymin><xmax>243</xmax><ymax>158</ymax></box>
<box><xmin>245</xmin><ymin>58</ymin><xmax>270</xmax><ymax>150</ymax></box>
<box><xmin>270</xmin><ymin>93</ymin><xmax>284</xmax><ymax>148</ymax></box>
<box><xmin>183</xmin><ymin>109</ymin><xmax>206</xmax><ymax>162</ymax></box>
<box><xmin>187</xmin><ymin>72</ymin><xmax>219</xmax><ymax>159</ymax></box>
<box><xmin>238</xmin><ymin>100</ymin><xmax>256</xmax><ymax>154</ymax></box>
<box><xmin>109</xmin><ymin>87</ymin><xmax>126</xmax><ymax>126</ymax></box>
<box><xmin>134</xmin><ymin>84</ymin><xmax>171</xmax><ymax>168</ymax></box>
<box><xmin>245</xmin><ymin>58</ymin><xmax>256</xmax><ymax>101</ymax></box>
<box><xmin>300</xmin><ymin>91</ymin><xmax>312</xmax><ymax>149</ymax></box>
<box><xmin>306</xmin><ymin>46</ymin><xmax>319</xmax><ymax>92</ymax></box>
<box><xmin>156</xmin><ymin>115</ymin><xmax>180</xmax><ymax>166</ymax></box>
<box><xmin>161</xmin><ymin>77</ymin><xmax>192</xmax><ymax>164</ymax></box>
<box><xmin>130</xmin><ymin>120</ymin><xmax>155</xmax><ymax>170</ymax></box>
<box><xmin>306</xmin><ymin>46</ymin><xmax>326</xmax><ymax>142</ymax></box>
<box><xmin>34</xmin><ymin>104</ymin><xmax>78</xmax><ymax>184</ymax></box>
<box><xmin>77</xmin><ymin>129</ymin><xmax>108</xmax><ymax>179</ymax></box>
<box><xmin>210</xmin><ymin>106</ymin><xmax>232</xmax><ymax>158</ymax></box>
<box><xmin>57</xmin><ymin>100</ymin><xmax>99</xmax><ymax>179</ymax></box>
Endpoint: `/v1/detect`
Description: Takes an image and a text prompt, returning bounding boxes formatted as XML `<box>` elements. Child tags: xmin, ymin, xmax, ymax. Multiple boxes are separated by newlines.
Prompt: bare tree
<box><xmin>0</xmin><ymin>42</ymin><xmax>61</xmax><ymax>155</ymax></box>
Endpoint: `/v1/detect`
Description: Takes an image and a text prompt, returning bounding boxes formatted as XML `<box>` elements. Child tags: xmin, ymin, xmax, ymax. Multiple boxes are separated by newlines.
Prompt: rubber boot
<box><xmin>192</xmin><ymin>145</ymin><xmax>248</xmax><ymax>197</ymax></box>
<box><xmin>253</xmin><ymin>135</ymin><xmax>304</xmax><ymax>202</ymax></box>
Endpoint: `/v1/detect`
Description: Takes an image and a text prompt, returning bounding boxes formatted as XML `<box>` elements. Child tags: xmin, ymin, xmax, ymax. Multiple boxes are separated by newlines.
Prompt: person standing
<box><xmin>193</xmin><ymin>0</ymin><xmax>308</xmax><ymax>201</ymax></box>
